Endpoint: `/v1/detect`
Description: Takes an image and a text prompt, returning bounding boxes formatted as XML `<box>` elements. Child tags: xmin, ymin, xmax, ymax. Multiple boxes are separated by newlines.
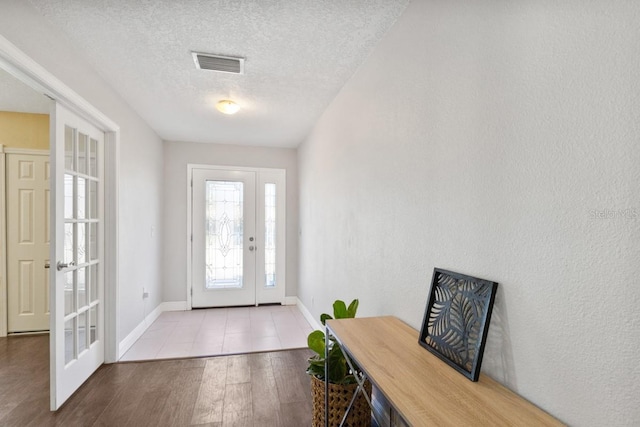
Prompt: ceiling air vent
<box><xmin>192</xmin><ymin>52</ymin><xmax>245</xmax><ymax>75</ymax></box>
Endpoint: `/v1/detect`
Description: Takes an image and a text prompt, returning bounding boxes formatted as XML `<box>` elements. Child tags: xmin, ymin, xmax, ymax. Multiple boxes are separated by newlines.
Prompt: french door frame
<box><xmin>186</xmin><ymin>164</ymin><xmax>286</xmax><ymax>309</ymax></box>
<box><xmin>0</xmin><ymin>35</ymin><xmax>120</xmax><ymax>365</ymax></box>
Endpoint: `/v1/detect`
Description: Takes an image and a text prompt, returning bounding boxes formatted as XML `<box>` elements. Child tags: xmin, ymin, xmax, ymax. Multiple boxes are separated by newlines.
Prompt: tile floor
<box><xmin>120</xmin><ymin>304</ymin><xmax>314</xmax><ymax>361</ymax></box>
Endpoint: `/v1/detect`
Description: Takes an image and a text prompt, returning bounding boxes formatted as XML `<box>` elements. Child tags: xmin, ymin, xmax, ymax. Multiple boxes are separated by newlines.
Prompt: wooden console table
<box><xmin>325</xmin><ymin>316</ymin><xmax>563</xmax><ymax>426</ymax></box>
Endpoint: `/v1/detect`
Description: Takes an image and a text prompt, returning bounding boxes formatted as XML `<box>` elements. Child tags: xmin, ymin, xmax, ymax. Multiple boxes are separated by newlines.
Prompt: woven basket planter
<box><xmin>311</xmin><ymin>375</ymin><xmax>372</xmax><ymax>427</ymax></box>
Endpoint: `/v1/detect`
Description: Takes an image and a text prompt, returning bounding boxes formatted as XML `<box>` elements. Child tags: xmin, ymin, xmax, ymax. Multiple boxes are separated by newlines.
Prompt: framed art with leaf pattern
<box><xmin>419</xmin><ymin>268</ymin><xmax>498</xmax><ymax>382</ymax></box>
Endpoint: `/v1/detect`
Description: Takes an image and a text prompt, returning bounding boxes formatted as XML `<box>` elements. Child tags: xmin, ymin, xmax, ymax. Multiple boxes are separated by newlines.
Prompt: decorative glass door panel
<box><xmin>255</xmin><ymin>171</ymin><xmax>286</xmax><ymax>305</ymax></box>
<box><xmin>205</xmin><ymin>180</ymin><xmax>244</xmax><ymax>289</ymax></box>
<box><xmin>264</xmin><ymin>183</ymin><xmax>276</xmax><ymax>288</ymax></box>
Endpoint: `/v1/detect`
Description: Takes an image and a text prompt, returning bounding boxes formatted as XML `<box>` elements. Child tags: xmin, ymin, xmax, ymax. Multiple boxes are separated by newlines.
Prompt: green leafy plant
<box><xmin>306</xmin><ymin>299</ymin><xmax>359</xmax><ymax>384</ymax></box>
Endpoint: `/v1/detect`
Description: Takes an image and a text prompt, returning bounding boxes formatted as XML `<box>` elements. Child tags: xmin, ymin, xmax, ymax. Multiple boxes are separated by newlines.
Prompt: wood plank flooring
<box><xmin>0</xmin><ymin>334</ymin><xmax>314</xmax><ymax>426</ymax></box>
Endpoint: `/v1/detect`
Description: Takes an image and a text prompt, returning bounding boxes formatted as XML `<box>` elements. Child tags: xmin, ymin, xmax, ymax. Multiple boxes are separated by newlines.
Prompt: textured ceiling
<box><xmin>27</xmin><ymin>0</ymin><xmax>409</xmax><ymax>147</ymax></box>
<box><xmin>0</xmin><ymin>68</ymin><xmax>50</xmax><ymax>114</ymax></box>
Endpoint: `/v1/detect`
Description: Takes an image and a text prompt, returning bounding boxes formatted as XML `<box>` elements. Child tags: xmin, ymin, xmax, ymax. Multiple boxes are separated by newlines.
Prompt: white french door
<box><xmin>190</xmin><ymin>166</ymin><xmax>285</xmax><ymax>308</ymax></box>
<box><xmin>50</xmin><ymin>103</ymin><xmax>104</xmax><ymax>410</ymax></box>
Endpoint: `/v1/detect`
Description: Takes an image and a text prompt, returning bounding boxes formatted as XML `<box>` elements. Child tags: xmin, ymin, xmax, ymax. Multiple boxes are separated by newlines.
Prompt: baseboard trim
<box><xmin>117</xmin><ymin>301</ymin><xmax>188</xmax><ymax>359</ymax></box>
<box><xmin>283</xmin><ymin>296</ymin><xmax>298</xmax><ymax>306</ymax></box>
<box><xmin>296</xmin><ymin>297</ymin><xmax>322</xmax><ymax>331</ymax></box>
<box><xmin>162</xmin><ymin>300</ymin><xmax>188</xmax><ymax>311</ymax></box>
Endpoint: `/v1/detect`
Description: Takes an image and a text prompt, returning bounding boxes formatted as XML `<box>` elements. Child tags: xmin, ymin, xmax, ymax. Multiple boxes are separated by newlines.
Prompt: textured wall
<box><xmin>298</xmin><ymin>1</ymin><xmax>640</xmax><ymax>425</ymax></box>
<box><xmin>0</xmin><ymin>1</ymin><xmax>165</xmax><ymax>345</ymax></box>
<box><xmin>163</xmin><ymin>140</ymin><xmax>298</xmax><ymax>302</ymax></box>
<box><xmin>0</xmin><ymin>112</ymin><xmax>49</xmax><ymax>149</ymax></box>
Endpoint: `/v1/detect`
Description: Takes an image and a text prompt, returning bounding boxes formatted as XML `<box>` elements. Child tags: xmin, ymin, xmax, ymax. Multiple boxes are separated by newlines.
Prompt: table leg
<box><xmin>341</xmin><ymin>348</ymin><xmax>381</xmax><ymax>427</ymax></box>
<box><xmin>325</xmin><ymin>325</ymin><xmax>329</xmax><ymax>427</ymax></box>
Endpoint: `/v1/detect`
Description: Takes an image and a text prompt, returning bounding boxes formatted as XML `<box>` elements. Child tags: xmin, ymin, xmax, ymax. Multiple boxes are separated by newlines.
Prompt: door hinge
<box><xmin>190</xmin><ymin>288</ymin><xmax>193</xmax><ymax>296</ymax></box>
<box><xmin>191</xmin><ymin>234</ymin><xmax>193</xmax><ymax>242</ymax></box>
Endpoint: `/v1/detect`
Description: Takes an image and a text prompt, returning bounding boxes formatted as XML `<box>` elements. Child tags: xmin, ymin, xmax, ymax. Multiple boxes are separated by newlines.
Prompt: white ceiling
<box><xmin>26</xmin><ymin>0</ymin><xmax>409</xmax><ymax>148</ymax></box>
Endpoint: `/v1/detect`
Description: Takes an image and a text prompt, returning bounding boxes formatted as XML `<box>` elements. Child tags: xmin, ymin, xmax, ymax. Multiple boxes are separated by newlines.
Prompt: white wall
<box><xmin>298</xmin><ymin>1</ymin><xmax>640</xmax><ymax>426</ymax></box>
<box><xmin>0</xmin><ymin>1</ymin><xmax>165</xmax><ymax>345</ymax></box>
<box><xmin>163</xmin><ymin>140</ymin><xmax>298</xmax><ymax>302</ymax></box>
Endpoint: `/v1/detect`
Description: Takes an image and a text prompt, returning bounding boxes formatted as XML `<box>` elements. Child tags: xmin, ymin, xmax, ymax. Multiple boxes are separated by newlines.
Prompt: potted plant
<box><xmin>307</xmin><ymin>299</ymin><xmax>371</xmax><ymax>427</ymax></box>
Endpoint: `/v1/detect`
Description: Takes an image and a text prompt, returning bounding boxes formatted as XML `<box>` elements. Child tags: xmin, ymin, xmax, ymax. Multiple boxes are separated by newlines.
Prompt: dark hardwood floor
<box><xmin>0</xmin><ymin>334</ymin><xmax>313</xmax><ymax>426</ymax></box>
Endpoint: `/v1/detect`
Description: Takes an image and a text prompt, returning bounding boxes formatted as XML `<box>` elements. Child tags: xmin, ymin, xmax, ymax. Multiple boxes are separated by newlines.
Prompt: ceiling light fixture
<box><xmin>216</xmin><ymin>100</ymin><xmax>240</xmax><ymax>115</ymax></box>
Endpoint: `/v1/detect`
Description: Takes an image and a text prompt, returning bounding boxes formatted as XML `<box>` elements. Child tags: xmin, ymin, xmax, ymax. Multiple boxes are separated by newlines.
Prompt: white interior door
<box><xmin>6</xmin><ymin>151</ymin><xmax>50</xmax><ymax>332</ymax></box>
<box><xmin>50</xmin><ymin>103</ymin><xmax>104</xmax><ymax>410</ymax></box>
<box><xmin>190</xmin><ymin>167</ymin><xmax>286</xmax><ymax>308</ymax></box>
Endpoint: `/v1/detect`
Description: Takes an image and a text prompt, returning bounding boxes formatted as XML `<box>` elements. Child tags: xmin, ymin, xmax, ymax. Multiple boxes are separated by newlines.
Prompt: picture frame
<box><xmin>418</xmin><ymin>268</ymin><xmax>498</xmax><ymax>382</ymax></box>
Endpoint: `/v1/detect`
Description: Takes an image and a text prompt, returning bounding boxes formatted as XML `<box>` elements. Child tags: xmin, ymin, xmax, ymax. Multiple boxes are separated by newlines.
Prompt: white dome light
<box><xmin>216</xmin><ymin>99</ymin><xmax>240</xmax><ymax>115</ymax></box>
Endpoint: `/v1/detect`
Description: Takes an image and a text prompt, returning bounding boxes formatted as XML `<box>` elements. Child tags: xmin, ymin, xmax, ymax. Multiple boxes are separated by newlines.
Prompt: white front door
<box><xmin>6</xmin><ymin>151</ymin><xmax>50</xmax><ymax>332</ymax></box>
<box><xmin>190</xmin><ymin>167</ymin><xmax>286</xmax><ymax>308</ymax></box>
<box><xmin>50</xmin><ymin>103</ymin><xmax>104</xmax><ymax>410</ymax></box>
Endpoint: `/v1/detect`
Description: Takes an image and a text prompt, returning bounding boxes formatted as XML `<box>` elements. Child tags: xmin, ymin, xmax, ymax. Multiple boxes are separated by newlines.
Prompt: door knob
<box><xmin>249</xmin><ymin>246</ymin><xmax>255</xmax><ymax>251</ymax></box>
<box><xmin>57</xmin><ymin>261</ymin><xmax>76</xmax><ymax>271</ymax></box>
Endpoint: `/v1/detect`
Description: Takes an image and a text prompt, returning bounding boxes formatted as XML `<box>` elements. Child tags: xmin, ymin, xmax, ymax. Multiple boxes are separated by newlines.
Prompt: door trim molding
<box><xmin>2</xmin><ymin>147</ymin><xmax>49</xmax><ymax>156</ymax></box>
<box><xmin>0</xmin><ymin>34</ymin><xmax>120</xmax><ymax>362</ymax></box>
<box><xmin>0</xmin><ymin>145</ymin><xmax>6</xmax><ymax>336</ymax></box>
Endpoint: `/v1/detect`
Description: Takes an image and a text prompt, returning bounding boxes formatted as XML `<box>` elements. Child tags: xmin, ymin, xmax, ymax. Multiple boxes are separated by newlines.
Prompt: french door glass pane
<box><xmin>64</xmin><ymin>174</ymin><xmax>74</xmax><ymax>219</ymax></box>
<box><xmin>64</xmin><ymin>126</ymin><xmax>75</xmax><ymax>170</ymax></box>
<box><xmin>64</xmin><ymin>223</ymin><xmax>74</xmax><ymax>265</ymax></box>
<box><xmin>89</xmin><ymin>181</ymin><xmax>98</xmax><ymax>219</ymax></box>
<box><xmin>78</xmin><ymin>133</ymin><xmax>87</xmax><ymax>175</ymax></box>
<box><xmin>77</xmin><ymin>311</ymin><xmax>87</xmax><ymax>354</ymax></box>
<box><xmin>64</xmin><ymin>272</ymin><xmax>73</xmax><ymax>316</ymax></box>
<box><xmin>64</xmin><ymin>318</ymin><xmax>74</xmax><ymax>365</ymax></box>
<box><xmin>89</xmin><ymin>223</ymin><xmax>98</xmax><ymax>261</ymax></box>
<box><xmin>77</xmin><ymin>223</ymin><xmax>86</xmax><ymax>265</ymax></box>
<box><xmin>89</xmin><ymin>138</ymin><xmax>98</xmax><ymax>177</ymax></box>
<box><xmin>205</xmin><ymin>180</ymin><xmax>244</xmax><ymax>289</ymax></box>
<box><xmin>77</xmin><ymin>177</ymin><xmax>86</xmax><ymax>219</ymax></box>
<box><xmin>77</xmin><ymin>267</ymin><xmax>86</xmax><ymax>308</ymax></box>
<box><xmin>89</xmin><ymin>306</ymin><xmax>97</xmax><ymax>344</ymax></box>
<box><xmin>89</xmin><ymin>264</ymin><xmax>98</xmax><ymax>303</ymax></box>
<box><xmin>264</xmin><ymin>183</ymin><xmax>276</xmax><ymax>288</ymax></box>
